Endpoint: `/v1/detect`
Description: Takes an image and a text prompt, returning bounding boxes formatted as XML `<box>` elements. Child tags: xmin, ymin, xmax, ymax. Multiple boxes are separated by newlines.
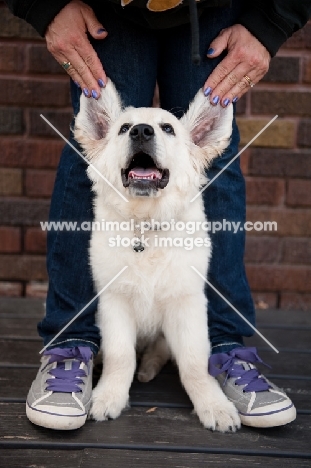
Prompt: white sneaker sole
<box><xmin>26</xmin><ymin>402</ymin><xmax>87</xmax><ymax>430</ymax></box>
<box><xmin>240</xmin><ymin>404</ymin><xmax>297</xmax><ymax>428</ymax></box>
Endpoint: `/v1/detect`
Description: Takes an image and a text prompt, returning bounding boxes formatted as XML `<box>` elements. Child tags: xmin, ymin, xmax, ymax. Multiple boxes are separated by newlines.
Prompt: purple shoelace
<box><xmin>209</xmin><ymin>347</ymin><xmax>271</xmax><ymax>393</ymax></box>
<box><xmin>43</xmin><ymin>346</ymin><xmax>92</xmax><ymax>393</ymax></box>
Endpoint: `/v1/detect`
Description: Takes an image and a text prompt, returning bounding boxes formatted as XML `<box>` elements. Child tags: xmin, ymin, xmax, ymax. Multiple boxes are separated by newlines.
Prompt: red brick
<box><xmin>235</xmin><ymin>94</ymin><xmax>246</xmax><ymax>115</ymax></box>
<box><xmin>0</xmin><ymin>168</ymin><xmax>22</xmax><ymax>195</ymax></box>
<box><xmin>246</xmin><ymin>177</ymin><xmax>285</xmax><ymax>206</ymax></box>
<box><xmin>280</xmin><ymin>293</ymin><xmax>311</xmax><ymax>311</ymax></box>
<box><xmin>26</xmin><ymin>281</ymin><xmax>48</xmax><ymax>298</ymax></box>
<box><xmin>0</xmin><ymin>199</ymin><xmax>50</xmax><ymax>226</ymax></box>
<box><xmin>0</xmin><ymin>139</ymin><xmax>62</xmax><ymax>168</ymax></box>
<box><xmin>27</xmin><ymin>44</ymin><xmax>66</xmax><ymax>74</ymax></box>
<box><xmin>249</xmin><ymin>149</ymin><xmax>311</xmax><ymax>178</ymax></box>
<box><xmin>246</xmin><ymin>208</ymin><xmax>311</xmax><ymax>237</ymax></box>
<box><xmin>29</xmin><ymin>109</ymin><xmax>72</xmax><ymax>138</ymax></box>
<box><xmin>25</xmin><ymin>169</ymin><xmax>55</xmax><ymax>198</ymax></box>
<box><xmin>287</xmin><ymin>179</ymin><xmax>311</xmax><ymax>207</ymax></box>
<box><xmin>282</xmin><ymin>238</ymin><xmax>311</xmax><ymax>265</ymax></box>
<box><xmin>0</xmin><ymin>281</ymin><xmax>23</xmax><ymax>297</ymax></box>
<box><xmin>240</xmin><ymin>149</ymin><xmax>250</xmax><ymax>175</ymax></box>
<box><xmin>246</xmin><ymin>265</ymin><xmax>311</xmax><ymax>292</ymax></box>
<box><xmin>302</xmin><ymin>57</ymin><xmax>311</xmax><ymax>83</ymax></box>
<box><xmin>251</xmin><ymin>91</ymin><xmax>311</xmax><ymax>117</ymax></box>
<box><xmin>281</xmin><ymin>22</ymin><xmax>311</xmax><ymax>49</ymax></box>
<box><xmin>245</xmin><ymin>236</ymin><xmax>281</xmax><ymax>263</ymax></box>
<box><xmin>0</xmin><ymin>78</ymin><xmax>70</xmax><ymax>107</ymax></box>
<box><xmin>0</xmin><ymin>107</ymin><xmax>23</xmax><ymax>134</ymax></box>
<box><xmin>0</xmin><ymin>227</ymin><xmax>21</xmax><ymax>253</ymax></box>
<box><xmin>0</xmin><ymin>44</ymin><xmax>23</xmax><ymax>72</ymax></box>
<box><xmin>25</xmin><ymin>228</ymin><xmax>47</xmax><ymax>254</ymax></box>
<box><xmin>237</xmin><ymin>118</ymin><xmax>295</xmax><ymax>148</ymax></box>
<box><xmin>0</xmin><ymin>255</ymin><xmax>47</xmax><ymax>281</ymax></box>
<box><xmin>297</xmin><ymin>119</ymin><xmax>311</xmax><ymax>147</ymax></box>
<box><xmin>262</xmin><ymin>57</ymin><xmax>300</xmax><ymax>83</ymax></box>
<box><xmin>252</xmin><ymin>292</ymin><xmax>278</xmax><ymax>310</ymax></box>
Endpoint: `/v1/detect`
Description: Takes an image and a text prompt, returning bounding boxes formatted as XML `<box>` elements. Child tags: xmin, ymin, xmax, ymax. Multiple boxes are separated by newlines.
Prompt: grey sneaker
<box><xmin>209</xmin><ymin>347</ymin><xmax>296</xmax><ymax>428</ymax></box>
<box><xmin>26</xmin><ymin>346</ymin><xmax>93</xmax><ymax>430</ymax></box>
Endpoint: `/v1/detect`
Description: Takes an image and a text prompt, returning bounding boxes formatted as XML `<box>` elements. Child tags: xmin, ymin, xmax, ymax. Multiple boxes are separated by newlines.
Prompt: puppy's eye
<box><xmin>161</xmin><ymin>123</ymin><xmax>175</xmax><ymax>135</ymax></box>
<box><xmin>119</xmin><ymin>124</ymin><xmax>130</xmax><ymax>134</ymax></box>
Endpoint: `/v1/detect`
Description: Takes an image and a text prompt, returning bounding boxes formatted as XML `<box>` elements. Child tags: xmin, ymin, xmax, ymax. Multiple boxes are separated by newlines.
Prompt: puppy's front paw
<box><xmin>90</xmin><ymin>386</ymin><xmax>129</xmax><ymax>421</ymax></box>
<box><xmin>197</xmin><ymin>399</ymin><xmax>241</xmax><ymax>433</ymax></box>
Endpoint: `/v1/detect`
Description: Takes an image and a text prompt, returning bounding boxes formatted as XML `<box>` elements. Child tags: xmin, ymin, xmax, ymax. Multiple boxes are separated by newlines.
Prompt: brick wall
<box><xmin>0</xmin><ymin>3</ymin><xmax>310</xmax><ymax>308</ymax></box>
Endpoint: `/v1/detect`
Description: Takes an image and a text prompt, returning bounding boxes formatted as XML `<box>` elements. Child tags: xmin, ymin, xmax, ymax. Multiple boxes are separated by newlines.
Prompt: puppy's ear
<box><xmin>181</xmin><ymin>89</ymin><xmax>233</xmax><ymax>162</ymax></box>
<box><xmin>74</xmin><ymin>79</ymin><xmax>122</xmax><ymax>154</ymax></box>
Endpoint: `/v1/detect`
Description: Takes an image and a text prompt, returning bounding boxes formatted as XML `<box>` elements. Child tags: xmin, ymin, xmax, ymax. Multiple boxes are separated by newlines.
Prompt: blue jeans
<box><xmin>38</xmin><ymin>0</ymin><xmax>255</xmax><ymax>355</ymax></box>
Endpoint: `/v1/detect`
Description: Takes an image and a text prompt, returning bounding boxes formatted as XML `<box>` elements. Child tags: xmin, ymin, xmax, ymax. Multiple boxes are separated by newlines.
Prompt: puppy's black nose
<box><xmin>130</xmin><ymin>124</ymin><xmax>154</xmax><ymax>141</ymax></box>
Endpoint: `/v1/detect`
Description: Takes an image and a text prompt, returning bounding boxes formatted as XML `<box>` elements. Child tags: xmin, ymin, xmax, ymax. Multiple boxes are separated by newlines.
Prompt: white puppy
<box><xmin>74</xmin><ymin>80</ymin><xmax>241</xmax><ymax>432</ymax></box>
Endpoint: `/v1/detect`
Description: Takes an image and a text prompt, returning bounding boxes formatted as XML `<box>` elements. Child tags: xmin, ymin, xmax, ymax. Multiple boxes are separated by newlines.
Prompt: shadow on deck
<box><xmin>0</xmin><ymin>298</ymin><xmax>311</xmax><ymax>467</ymax></box>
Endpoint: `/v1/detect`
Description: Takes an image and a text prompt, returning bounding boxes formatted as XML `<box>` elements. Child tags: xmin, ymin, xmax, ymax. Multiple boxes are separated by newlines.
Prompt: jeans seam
<box><xmin>46</xmin><ymin>338</ymin><xmax>99</xmax><ymax>350</ymax></box>
<box><xmin>212</xmin><ymin>342</ymin><xmax>243</xmax><ymax>349</ymax></box>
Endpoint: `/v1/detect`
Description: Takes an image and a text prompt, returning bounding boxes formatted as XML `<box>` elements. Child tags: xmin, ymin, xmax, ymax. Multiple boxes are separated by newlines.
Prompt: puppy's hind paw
<box><xmin>198</xmin><ymin>400</ymin><xmax>241</xmax><ymax>433</ymax></box>
<box><xmin>137</xmin><ymin>367</ymin><xmax>157</xmax><ymax>383</ymax></box>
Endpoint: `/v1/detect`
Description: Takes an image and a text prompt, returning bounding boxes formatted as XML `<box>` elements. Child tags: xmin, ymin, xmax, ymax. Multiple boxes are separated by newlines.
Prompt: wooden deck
<box><xmin>0</xmin><ymin>297</ymin><xmax>311</xmax><ymax>467</ymax></box>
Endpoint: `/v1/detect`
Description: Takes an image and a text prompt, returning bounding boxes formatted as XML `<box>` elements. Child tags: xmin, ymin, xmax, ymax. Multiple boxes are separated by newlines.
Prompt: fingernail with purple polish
<box><xmin>97</xmin><ymin>28</ymin><xmax>106</xmax><ymax>34</ymax></box>
<box><xmin>223</xmin><ymin>98</ymin><xmax>230</xmax><ymax>107</ymax></box>
<box><xmin>232</xmin><ymin>96</ymin><xmax>239</xmax><ymax>103</ymax></box>
<box><xmin>98</xmin><ymin>78</ymin><xmax>105</xmax><ymax>88</ymax></box>
<box><xmin>83</xmin><ymin>88</ymin><xmax>90</xmax><ymax>97</ymax></box>
<box><xmin>74</xmin><ymin>81</ymin><xmax>80</xmax><ymax>88</ymax></box>
<box><xmin>207</xmin><ymin>48</ymin><xmax>215</xmax><ymax>55</ymax></box>
<box><xmin>91</xmin><ymin>90</ymin><xmax>99</xmax><ymax>99</ymax></box>
<box><xmin>212</xmin><ymin>95</ymin><xmax>220</xmax><ymax>105</ymax></box>
<box><xmin>204</xmin><ymin>87</ymin><xmax>212</xmax><ymax>97</ymax></box>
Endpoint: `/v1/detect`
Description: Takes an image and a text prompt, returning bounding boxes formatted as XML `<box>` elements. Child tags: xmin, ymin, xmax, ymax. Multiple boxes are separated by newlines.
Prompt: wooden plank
<box><xmin>0</xmin><ymin>300</ymin><xmax>308</xmax><ymax>323</ymax></box>
<box><xmin>0</xmin><ymin>450</ymin><xmax>82</xmax><ymax>468</ymax></box>
<box><xmin>1</xmin><ymin>368</ymin><xmax>311</xmax><ymax>411</ymax></box>
<box><xmin>0</xmin><ymin>317</ymin><xmax>40</xmax><ymax>338</ymax></box>
<box><xmin>0</xmin><ymin>329</ymin><xmax>311</xmax><ymax>368</ymax></box>
<box><xmin>0</xmin><ymin>308</ymin><xmax>311</xmax><ymax>330</ymax></box>
<box><xmin>0</xmin><ymin>340</ymin><xmax>42</xmax><ymax>365</ymax></box>
<box><xmin>0</xmin><ymin>404</ymin><xmax>311</xmax><ymax>456</ymax></box>
<box><xmin>255</xmin><ymin>309</ymin><xmax>311</xmax><ymax>327</ymax></box>
<box><xmin>256</xmin><ymin>350</ymin><xmax>311</xmax><ymax>376</ymax></box>
<box><xmin>1</xmin><ymin>448</ymin><xmax>310</xmax><ymax>468</ymax></box>
<box><xmin>245</xmin><ymin>329</ymin><xmax>311</xmax><ymax>350</ymax></box>
<box><xmin>0</xmin><ymin>339</ymin><xmax>310</xmax><ymax>381</ymax></box>
<box><xmin>80</xmin><ymin>449</ymin><xmax>311</xmax><ymax>467</ymax></box>
<box><xmin>0</xmin><ymin>355</ymin><xmax>311</xmax><ymax>409</ymax></box>
<box><xmin>0</xmin><ymin>300</ymin><xmax>310</xmax><ymax>327</ymax></box>
<box><xmin>0</xmin><ymin>368</ymin><xmax>192</xmax><ymax>405</ymax></box>
<box><xmin>0</xmin><ymin>298</ymin><xmax>45</xmax><ymax>317</ymax></box>
<box><xmin>2</xmin><ymin>315</ymin><xmax>311</xmax><ymax>351</ymax></box>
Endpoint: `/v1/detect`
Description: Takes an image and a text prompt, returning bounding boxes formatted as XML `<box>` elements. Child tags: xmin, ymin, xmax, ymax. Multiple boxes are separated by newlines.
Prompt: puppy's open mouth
<box><xmin>121</xmin><ymin>152</ymin><xmax>169</xmax><ymax>194</ymax></box>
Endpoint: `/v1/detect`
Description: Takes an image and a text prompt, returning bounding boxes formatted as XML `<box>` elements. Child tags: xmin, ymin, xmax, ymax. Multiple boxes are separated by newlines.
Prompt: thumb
<box><xmin>207</xmin><ymin>28</ymin><xmax>230</xmax><ymax>58</ymax></box>
<box><xmin>82</xmin><ymin>7</ymin><xmax>108</xmax><ymax>40</ymax></box>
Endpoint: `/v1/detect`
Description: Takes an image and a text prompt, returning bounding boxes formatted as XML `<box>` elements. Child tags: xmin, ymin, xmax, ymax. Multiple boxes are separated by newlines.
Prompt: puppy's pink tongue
<box><xmin>129</xmin><ymin>167</ymin><xmax>161</xmax><ymax>179</ymax></box>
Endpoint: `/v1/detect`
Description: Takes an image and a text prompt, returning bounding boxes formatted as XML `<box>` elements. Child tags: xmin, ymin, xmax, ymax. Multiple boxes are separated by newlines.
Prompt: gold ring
<box><xmin>61</xmin><ymin>61</ymin><xmax>71</xmax><ymax>71</ymax></box>
<box><xmin>243</xmin><ymin>74</ymin><xmax>255</xmax><ymax>88</ymax></box>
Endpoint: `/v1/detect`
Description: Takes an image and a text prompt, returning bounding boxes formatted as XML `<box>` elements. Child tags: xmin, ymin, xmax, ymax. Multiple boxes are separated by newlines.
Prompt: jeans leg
<box><xmin>39</xmin><ymin>6</ymin><xmax>158</xmax><ymax>353</ymax></box>
<box><xmin>39</xmin><ymin>123</ymin><xmax>101</xmax><ymax>354</ymax></box>
<box><xmin>157</xmin><ymin>1</ymin><xmax>255</xmax><ymax>354</ymax></box>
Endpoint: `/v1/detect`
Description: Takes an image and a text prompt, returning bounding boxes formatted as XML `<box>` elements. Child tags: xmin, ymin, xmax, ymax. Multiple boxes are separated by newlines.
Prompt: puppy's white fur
<box><xmin>74</xmin><ymin>81</ymin><xmax>241</xmax><ymax>432</ymax></box>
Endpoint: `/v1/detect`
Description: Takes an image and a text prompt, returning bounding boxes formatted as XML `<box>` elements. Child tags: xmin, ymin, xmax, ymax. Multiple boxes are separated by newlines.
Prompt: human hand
<box><xmin>203</xmin><ymin>24</ymin><xmax>271</xmax><ymax>107</ymax></box>
<box><xmin>45</xmin><ymin>0</ymin><xmax>107</xmax><ymax>98</ymax></box>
